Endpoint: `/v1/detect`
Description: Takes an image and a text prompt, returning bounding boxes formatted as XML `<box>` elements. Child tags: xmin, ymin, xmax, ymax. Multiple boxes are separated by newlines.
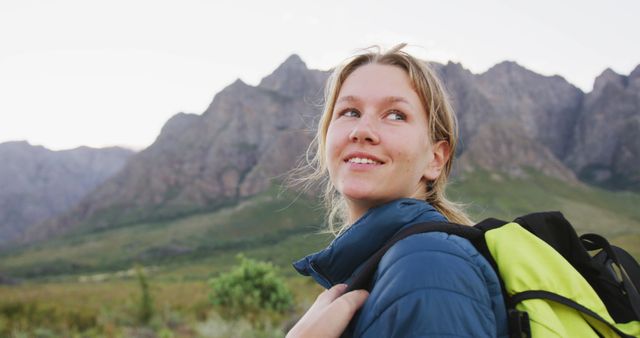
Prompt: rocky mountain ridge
<box><xmin>0</xmin><ymin>141</ymin><xmax>134</xmax><ymax>246</ymax></box>
<box><xmin>566</xmin><ymin>65</ymin><xmax>640</xmax><ymax>189</ymax></box>
<box><xmin>7</xmin><ymin>56</ymin><xmax>640</xmax><ymax>246</ymax></box>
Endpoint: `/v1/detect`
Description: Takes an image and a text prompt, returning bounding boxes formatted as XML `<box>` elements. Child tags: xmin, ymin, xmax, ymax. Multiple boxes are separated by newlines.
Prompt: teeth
<box><xmin>348</xmin><ymin>157</ymin><xmax>380</xmax><ymax>164</ymax></box>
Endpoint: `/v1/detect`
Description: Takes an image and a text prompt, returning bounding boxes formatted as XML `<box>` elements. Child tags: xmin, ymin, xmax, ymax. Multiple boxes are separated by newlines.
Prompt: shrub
<box><xmin>208</xmin><ymin>255</ymin><xmax>293</xmax><ymax>322</ymax></box>
<box><xmin>135</xmin><ymin>265</ymin><xmax>154</xmax><ymax>325</ymax></box>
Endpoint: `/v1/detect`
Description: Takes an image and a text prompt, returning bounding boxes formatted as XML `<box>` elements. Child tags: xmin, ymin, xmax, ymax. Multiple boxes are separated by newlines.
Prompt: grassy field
<box><xmin>0</xmin><ymin>188</ymin><xmax>329</xmax><ymax>279</ymax></box>
<box><xmin>0</xmin><ymin>171</ymin><xmax>638</xmax><ymax>336</ymax></box>
<box><xmin>0</xmin><ymin>275</ymin><xmax>322</xmax><ymax>337</ymax></box>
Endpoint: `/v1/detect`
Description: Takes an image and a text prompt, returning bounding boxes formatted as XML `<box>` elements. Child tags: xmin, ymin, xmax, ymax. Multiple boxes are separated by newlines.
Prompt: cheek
<box><xmin>324</xmin><ymin>127</ymin><xmax>342</xmax><ymax>170</ymax></box>
<box><xmin>392</xmin><ymin>135</ymin><xmax>418</xmax><ymax>163</ymax></box>
<box><xmin>396</xmin><ymin>140</ymin><xmax>432</xmax><ymax>177</ymax></box>
<box><xmin>325</xmin><ymin>128</ymin><xmax>335</xmax><ymax>154</ymax></box>
<box><xmin>395</xmin><ymin>150</ymin><xmax>414</xmax><ymax>174</ymax></box>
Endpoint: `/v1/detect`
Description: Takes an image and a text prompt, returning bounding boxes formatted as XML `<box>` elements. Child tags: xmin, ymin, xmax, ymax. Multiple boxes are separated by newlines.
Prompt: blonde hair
<box><xmin>297</xmin><ymin>44</ymin><xmax>471</xmax><ymax>235</ymax></box>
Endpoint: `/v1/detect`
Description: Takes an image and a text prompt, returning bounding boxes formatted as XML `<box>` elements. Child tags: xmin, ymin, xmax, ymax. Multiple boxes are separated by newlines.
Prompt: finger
<box><xmin>314</xmin><ymin>283</ymin><xmax>348</xmax><ymax>307</ymax></box>
<box><xmin>331</xmin><ymin>289</ymin><xmax>369</xmax><ymax>317</ymax></box>
<box><xmin>314</xmin><ymin>290</ymin><xmax>369</xmax><ymax>337</ymax></box>
<box><xmin>285</xmin><ymin>285</ymin><xmax>352</xmax><ymax>338</ymax></box>
<box><xmin>286</xmin><ymin>289</ymin><xmax>369</xmax><ymax>338</ymax></box>
<box><xmin>296</xmin><ymin>284</ymin><xmax>349</xmax><ymax>326</ymax></box>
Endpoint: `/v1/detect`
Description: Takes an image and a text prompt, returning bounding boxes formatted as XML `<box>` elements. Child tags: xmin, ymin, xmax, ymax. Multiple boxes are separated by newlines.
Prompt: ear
<box><xmin>423</xmin><ymin>140</ymin><xmax>450</xmax><ymax>181</ymax></box>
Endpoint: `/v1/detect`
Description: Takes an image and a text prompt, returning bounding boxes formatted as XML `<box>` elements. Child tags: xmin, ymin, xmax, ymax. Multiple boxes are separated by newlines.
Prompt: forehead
<box><xmin>338</xmin><ymin>63</ymin><xmax>420</xmax><ymax>103</ymax></box>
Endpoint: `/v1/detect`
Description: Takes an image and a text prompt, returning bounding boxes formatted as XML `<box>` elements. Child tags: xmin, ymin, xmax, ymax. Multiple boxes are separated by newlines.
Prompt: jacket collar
<box><xmin>293</xmin><ymin>198</ymin><xmax>446</xmax><ymax>288</ymax></box>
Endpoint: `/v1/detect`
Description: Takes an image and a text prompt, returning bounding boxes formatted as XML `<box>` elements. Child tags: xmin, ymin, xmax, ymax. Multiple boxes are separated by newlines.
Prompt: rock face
<box><xmin>476</xmin><ymin>61</ymin><xmax>584</xmax><ymax>160</ymax></box>
<box><xmin>259</xmin><ymin>54</ymin><xmax>327</xmax><ymax>100</ymax></box>
<box><xmin>431</xmin><ymin>61</ymin><xmax>495</xmax><ymax>154</ymax></box>
<box><xmin>434</xmin><ymin>61</ymin><xmax>585</xmax><ymax>181</ymax></box>
<box><xmin>566</xmin><ymin>66</ymin><xmax>640</xmax><ymax>189</ymax></box>
<box><xmin>11</xmin><ymin>55</ymin><xmax>640</xmax><ymax>245</ymax></box>
<box><xmin>456</xmin><ymin>122</ymin><xmax>578</xmax><ymax>182</ymax></box>
<box><xmin>0</xmin><ymin>141</ymin><xmax>134</xmax><ymax>245</ymax></box>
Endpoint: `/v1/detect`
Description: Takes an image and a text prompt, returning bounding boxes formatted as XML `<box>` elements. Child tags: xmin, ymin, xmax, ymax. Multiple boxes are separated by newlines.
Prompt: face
<box><xmin>325</xmin><ymin>63</ymin><xmax>448</xmax><ymax>222</ymax></box>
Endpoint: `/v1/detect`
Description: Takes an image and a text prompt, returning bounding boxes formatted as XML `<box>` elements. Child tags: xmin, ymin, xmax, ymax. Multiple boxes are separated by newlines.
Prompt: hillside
<box><xmin>1</xmin><ymin>172</ymin><xmax>638</xmax><ymax>281</ymax></box>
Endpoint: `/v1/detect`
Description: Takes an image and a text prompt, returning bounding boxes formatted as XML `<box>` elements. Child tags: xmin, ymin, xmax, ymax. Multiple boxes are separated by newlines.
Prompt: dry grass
<box><xmin>0</xmin><ymin>275</ymin><xmax>320</xmax><ymax>337</ymax></box>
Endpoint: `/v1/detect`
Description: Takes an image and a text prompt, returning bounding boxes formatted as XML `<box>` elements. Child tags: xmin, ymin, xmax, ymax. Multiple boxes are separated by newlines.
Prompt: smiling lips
<box><xmin>344</xmin><ymin>153</ymin><xmax>384</xmax><ymax>165</ymax></box>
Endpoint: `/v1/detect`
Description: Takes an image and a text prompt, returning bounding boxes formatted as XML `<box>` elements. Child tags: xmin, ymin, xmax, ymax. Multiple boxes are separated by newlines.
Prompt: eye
<box><xmin>339</xmin><ymin>108</ymin><xmax>360</xmax><ymax>118</ymax></box>
<box><xmin>386</xmin><ymin>110</ymin><xmax>406</xmax><ymax>121</ymax></box>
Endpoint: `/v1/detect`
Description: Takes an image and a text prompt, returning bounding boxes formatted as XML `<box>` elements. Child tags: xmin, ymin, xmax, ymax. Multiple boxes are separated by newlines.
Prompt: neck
<box><xmin>345</xmin><ymin>197</ymin><xmax>428</xmax><ymax>225</ymax></box>
<box><xmin>344</xmin><ymin>190</ymin><xmax>430</xmax><ymax>225</ymax></box>
<box><xmin>345</xmin><ymin>201</ymin><xmax>368</xmax><ymax>225</ymax></box>
<box><xmin>345</xmin><ymin>198</ymin><xmax>382</xmax><ymax>225</ymax></box>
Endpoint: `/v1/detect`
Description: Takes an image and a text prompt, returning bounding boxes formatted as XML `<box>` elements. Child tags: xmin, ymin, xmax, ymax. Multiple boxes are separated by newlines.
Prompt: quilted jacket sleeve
<box><xmin>351</xmin><ymin>232</ymin><xmax>504</xmax><ymax>338</ymax></box>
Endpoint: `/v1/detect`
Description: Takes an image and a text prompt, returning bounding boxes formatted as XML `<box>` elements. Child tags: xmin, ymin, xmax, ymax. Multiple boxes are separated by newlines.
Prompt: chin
<box><xmin>342</xmin><ymin>193</ymin><xmax>376</xmax><ymax>204</ymax></box>
<box><xmin>340</xmin><ymin>185</ymin><xmax>378</xmax><ymax>200</ymax></box>
<box><xmin>342</xmin><ymin>190</ymin><xmax>397</xmax><ymax>207</ymax></box>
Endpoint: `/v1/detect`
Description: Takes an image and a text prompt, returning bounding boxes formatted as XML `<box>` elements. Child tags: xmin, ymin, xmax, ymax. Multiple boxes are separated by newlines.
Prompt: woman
<box><xmin>289</xmin><ymin>44</ymin><xmax>509</xmax><ymax>337</ymax></box>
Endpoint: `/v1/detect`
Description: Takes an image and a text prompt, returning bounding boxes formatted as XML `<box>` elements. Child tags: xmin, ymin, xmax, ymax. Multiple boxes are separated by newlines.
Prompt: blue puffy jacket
<box><xmin>293</xmin><ymin>199</ymin><xmax>509</xmax><ymax>337</ymax></box>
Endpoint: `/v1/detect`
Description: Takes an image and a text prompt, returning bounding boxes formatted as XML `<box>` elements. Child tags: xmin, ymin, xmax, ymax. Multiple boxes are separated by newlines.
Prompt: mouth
<box><xmin>344</xmin><ymin>153</ymin><xmax>384</xmax><ymax>165</ymax></box>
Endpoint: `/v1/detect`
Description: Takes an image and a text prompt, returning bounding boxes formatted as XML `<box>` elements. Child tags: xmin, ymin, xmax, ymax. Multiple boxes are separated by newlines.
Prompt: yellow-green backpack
<box><xmin>349</xmin><ymin>212</ymin><xmax>640</xmax><ymax>338</ymax></box>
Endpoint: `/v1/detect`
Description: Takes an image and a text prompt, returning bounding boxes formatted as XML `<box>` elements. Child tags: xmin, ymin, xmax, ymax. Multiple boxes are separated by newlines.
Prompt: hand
<box><xmin>287</xmin><ymin>284</ymin><xmax>369</xmax><ymax>338</ymax></box>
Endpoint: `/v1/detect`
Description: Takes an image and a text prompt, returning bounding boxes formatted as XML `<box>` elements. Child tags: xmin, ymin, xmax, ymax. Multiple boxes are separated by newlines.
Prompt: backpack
<box><xmin>347</xmin><ymin>211</ymin><xmax>640</xmax><ymax>338</ymax></box>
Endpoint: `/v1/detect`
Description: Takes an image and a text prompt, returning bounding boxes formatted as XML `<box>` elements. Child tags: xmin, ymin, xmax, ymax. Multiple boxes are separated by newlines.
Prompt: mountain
<box><xmin>21</xmin><ymin>56</ymin><xmax>329</xmax><ymax>243</ymax></box>
<box><xmin>11</xmin><ymin>56</ymin><xmax>640</xmax><ymax>247</ymax></box>
<box><xmin>456</xmin><ymin>121</ymin><xmax>577</xmax><ymax>181</ymax></box>
<box><xmin>0</xmin><ymin>141</ymin><xmax>134</xmax><ymax>246</ymax></box>
<box><xmin>566</xmin><ymin>66</ymin><xmax>640</xmax><ymax>189</ymax></box>
<box><xmin>433</xmin><ymin>61</ymin><xmax>583</xmax><ymax>179</ymax></box>
<box><xmin>477</xmin><ymin>61</ymin><xmax>583</xmax><ymax>160</ymax></box>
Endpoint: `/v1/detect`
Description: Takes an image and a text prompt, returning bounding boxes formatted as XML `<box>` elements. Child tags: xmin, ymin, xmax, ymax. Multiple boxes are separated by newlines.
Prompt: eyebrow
<box><xmin>336</xmin><ymin>95</ymin><xmax>412</xmax><ymax>106</ymax></box>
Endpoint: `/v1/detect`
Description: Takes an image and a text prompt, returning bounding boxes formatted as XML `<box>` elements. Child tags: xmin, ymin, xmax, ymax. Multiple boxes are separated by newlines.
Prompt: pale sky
<box><xmin>1</xmin><ymin>0</ymin><xmax>638</xmax><ymax>151</ymax></box>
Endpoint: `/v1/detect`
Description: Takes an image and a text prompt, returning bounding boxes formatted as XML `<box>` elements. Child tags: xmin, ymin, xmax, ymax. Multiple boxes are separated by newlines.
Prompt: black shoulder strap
<box><xmin>346</xmin><ymin>221</ymin><xmax>482</xmax><ymax>292</ymax></box>
<box><xmin>614</xmin><ymin>247</ymin><xmax>640</xmax><ymax>301</ymax></box>
<box><xmin>581</xmin><ymin>233</ymin><xmax>640</xmax><ymax>320</ymax></box>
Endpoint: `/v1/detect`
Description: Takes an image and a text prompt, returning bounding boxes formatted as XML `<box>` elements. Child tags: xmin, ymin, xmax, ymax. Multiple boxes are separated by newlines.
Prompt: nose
<box><xmin>349</xmin><ymin>116</ymin><xmax>380</xmax><ymax>144</ymax></box>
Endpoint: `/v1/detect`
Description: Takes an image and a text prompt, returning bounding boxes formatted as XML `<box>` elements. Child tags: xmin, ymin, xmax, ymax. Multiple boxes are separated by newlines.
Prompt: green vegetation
<box><xmin>0</xmin><ymin>171</ymin><xmax>638</xmax><ymax>336</ymax></box>
<box><xmin>0</xmin><ymin>188</ymin><xmax>327</xmax><ymax>279</ymax></box>
<box><xmin>0</xmin><ymin>277</ymin><xmax>310</xmax><ymax>337</ymax></box>
<box><xmin>209</xmin><ymin>255</ymin><xmax>293</xmax><ymax>324</ymax></box>
<box><xmin>135</xmin><ymin>266</ymin><xmax>154</xmax><ymax>325</ymax></box>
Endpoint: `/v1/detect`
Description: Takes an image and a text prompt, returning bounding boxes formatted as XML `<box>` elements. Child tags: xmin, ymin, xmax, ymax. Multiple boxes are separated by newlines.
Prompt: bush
<box><xmin>209</xmin><ymin>255</ymin><xmax>293</xmax><ymax>322</ymax></box>
<box><xmin>135</xmin><ymin>265</ymin><xmax>154</xmax><ymax>325</ymax></box>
